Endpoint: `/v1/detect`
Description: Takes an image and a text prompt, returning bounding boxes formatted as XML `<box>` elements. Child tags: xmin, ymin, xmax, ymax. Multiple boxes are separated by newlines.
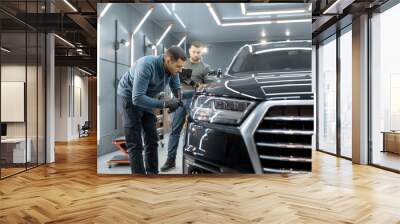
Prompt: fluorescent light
<box><xmin>246</xmin><ymin>9</ymin><xmax>306</xmax><ymax>16</ymax></box>
<box><xmin>99</xmin><ymin>3</ymin><xmax>112</xmax><ymax>19</ymax></box>
<box><xmin>177</xmin><ymin>36</ymin><xmax>186</xmax><ymax>47</ymax></box>
<box><xmin>1</xmin><ymin>47</ymin><xmax>11</xmax><ymax>53</ymax></box>
<box><xmin>206</xmin><ymin>3</ymin><xmax>221</xmax><ymax>26</ymax></box>
<box><xmin>261</xmin><ymin>31</ymin><xmax>266</xmax><ymax>37</ymax></box>
<box><xmin>323</xmin><ymin>0</ymin><xmax>343</xmax><ymax>14</ymax></box>
<box><xmin>172</xmin><ymin>3</ymin><xmax>176</xmax><ymax>12</ymax></box>
<box><xmin>222</xmin><ymin>20</ymin><xmax>272</xmax><ymax>26</ymax></box>
<box><xmin>255</xmin><ymin>47</ymin><xmax>312</xmax><ymax>55</ymax></box>
<box><xmin>309</xmin><ymin>3</ymin><xmax>312</xmax><ymax>11</ymax></box>
<box><xmin>78</xmin><ymin>67</ymin><xmax>92</xmax><ymax>76</ymax></box>
<box><xmin>130</xmin><ymin>33</ymin><xmax>134</xmax><ymax>66</ymax></box>
<box><xmin>206</xmin><ymin>3</ymin><xmax>310</xmax><ymax>27</ymax></box>
<box><xmin>63</xmin><ymin>0</ymin><xmax>78</xmax><ymax>12</ymax></box>
<box><xmin>240</xmin><ymin>3</ymin><xmax>246</xmax><ymax>15</ymax></box>
<box><xmin>275</xmin><ymin>19</ymin><xmax>311</xmax><ymax>24</ymax></box>
<box><xmin>285</xmin><ymin>30</ymin><xmax>290</xmax><ymax>36</ymax></box>
<box><xmin>240</xmin><ymin>3</ymin><xmax>305</xmax><ymax>16</ymax></box>
<box><xmin>162</xmin><ymin>3</ymin><xmax>171</xmax><ymax>15</ymax></box>
<box><xmin>133</xmin><ymin>7</ymin><xmax>154</xmax><ymax>35</ymax></box>
<box><xmin>174</xmin><ymin>13</ymin><xmax>186</xmax><ymax>29</ymax></box>
<box><xmin>54</xmin><ymin>34</ymin><xmax>75</xmax><ymax>48</ymax></box>
<box><xmin>156</xmin><ymin>24</ymin><xmax>173</xmax><ymax>46</ymax></box>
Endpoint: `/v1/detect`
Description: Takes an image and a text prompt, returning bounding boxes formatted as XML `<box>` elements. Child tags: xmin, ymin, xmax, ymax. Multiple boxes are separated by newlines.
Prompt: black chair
<box><xmin>78</xmin><ymin>121</ymin><xmax>90</xmax><ymax>138</ymax></box>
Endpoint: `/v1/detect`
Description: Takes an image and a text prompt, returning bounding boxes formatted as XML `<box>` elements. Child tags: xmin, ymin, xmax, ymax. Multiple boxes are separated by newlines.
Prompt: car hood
<box><xmin>197</xmin><ymin>71</ymin><xmax>313</xmax><ymax>101</ymax></box>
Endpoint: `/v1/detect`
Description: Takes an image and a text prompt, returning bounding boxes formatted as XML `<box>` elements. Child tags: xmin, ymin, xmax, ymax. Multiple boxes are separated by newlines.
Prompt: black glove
<box><xmin>172</xmin><ymin>88</ymin><xmax>182</xmax><ymax>102</ymax></box>
<box><xmin>189</xmin><ymin>80</ymin><xmax>200</xmax><ymax>88</ymax></box>
<box><xmin>164</xmin><ymin>99</ymin><xmax>182</xmax><ymax>113</ymax></box>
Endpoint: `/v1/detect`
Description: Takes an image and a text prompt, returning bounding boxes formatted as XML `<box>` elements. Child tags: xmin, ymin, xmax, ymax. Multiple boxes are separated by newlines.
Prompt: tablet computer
<box><xmin>180</xmin><ymin>68</ymin><xmax>192</xmax><ymax>80</ymax></box>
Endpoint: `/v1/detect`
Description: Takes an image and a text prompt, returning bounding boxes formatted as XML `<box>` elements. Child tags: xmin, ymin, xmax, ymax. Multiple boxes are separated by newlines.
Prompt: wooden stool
<box><xmin>107</xmin><ymin>136</ymin><xmax>130</xmax><ymax>168</ymax></box>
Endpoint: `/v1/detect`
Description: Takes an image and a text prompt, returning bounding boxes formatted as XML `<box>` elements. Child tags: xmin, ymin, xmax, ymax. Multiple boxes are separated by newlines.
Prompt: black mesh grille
<box><xmin>254</xmin><ymin>105</ymin><xmax>314</xmax><ymax>173</ymax></box>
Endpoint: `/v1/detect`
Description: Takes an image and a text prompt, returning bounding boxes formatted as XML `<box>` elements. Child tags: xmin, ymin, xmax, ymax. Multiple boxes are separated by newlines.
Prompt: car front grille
<box><xmin>254</xmin><ymin>104</ymin><xmax>314</xmax><ymax>173</ymax></box>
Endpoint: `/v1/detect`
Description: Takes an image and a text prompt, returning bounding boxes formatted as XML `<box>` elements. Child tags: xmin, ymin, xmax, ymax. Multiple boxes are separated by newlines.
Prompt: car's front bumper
<box><xmin>183</xmin><ymin>100</ymin><xmax>314</xmax><ymax>174</ymax></box>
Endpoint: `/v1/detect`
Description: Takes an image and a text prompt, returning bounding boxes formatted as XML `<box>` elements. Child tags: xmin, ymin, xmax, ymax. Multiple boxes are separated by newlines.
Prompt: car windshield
<box><xmin>228</xmin><ymin>44</ymin><xmax>311</xmax><ymax>75</ymax></box>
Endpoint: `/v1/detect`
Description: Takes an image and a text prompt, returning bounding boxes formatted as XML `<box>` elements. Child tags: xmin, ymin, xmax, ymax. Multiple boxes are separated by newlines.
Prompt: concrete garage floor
<box><xmin>97</xmin><ymin>132</ymin><xmax>184</xmax><ymax>174</ymax></box>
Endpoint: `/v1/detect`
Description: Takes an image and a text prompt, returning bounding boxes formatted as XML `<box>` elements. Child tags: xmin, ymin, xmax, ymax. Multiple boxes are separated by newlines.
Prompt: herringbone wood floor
<box><xmin>1</xmin><ymin>135</ymin><xmax>400</xmax><ymax>224</ymax></box>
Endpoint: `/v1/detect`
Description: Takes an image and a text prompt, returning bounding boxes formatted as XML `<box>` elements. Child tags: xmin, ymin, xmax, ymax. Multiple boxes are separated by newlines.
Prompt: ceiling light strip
<box><xmin>54</xmin><ymin>34</ymin><xmax>75</xmax><ymax>48</ymax></box>
<box><xmin>206</xmin><ymin>3</ymin><xmax>310</xmax><ymax>27</ymax></box>
<box><xmin>63</xmin><ymin>0</ymin><xmax>78</xmax><ymax>12</ymax></box>
<box><xmin>156</xmin><ymin>24</ymin><xmax>173</xmax><ymax>46</ymax></box>
<box><xmin>177</xmin><ymin>36</ymin><xmax>187</xmax><ymax>47</ymax></box>
<box><xmin>323</xmin><ymin>0</ymin><xmax>343</xmax><ymax>14</ymax></box>
<box><xmin>206</xmin><ymin>3</ymin><xmax>221</xmax><ymax>26</ymax></box>
<box><xmin>99</xmin><ymin>3</ymin><xmax>112</xmax><ymax>19</ymax></box>
<box><xmin>133</xmin><ymin>7</ymin><xmax>154</xmax><ymax>35</ymax></box>
<box><xmin>247</xmin><ymin>9</ymin><xmax>306</xmax><ymax>16</ymax></box>
<box><xmin>78</xmin><ymin>67</ymin><xmax>92</xmax><ymax>76</ymax></box>
<box><xmin>240</xmin><ymin>3</ymin><xmax>246</xmax><ymax>15</ymax></box>
<box><xmin>174</xmin><ymin>13</ymin><xmax>186</xmax><ymax>29</ymax></box>
<box><xmin>162</xmin><ymin>3</ymin><xmax>172</xmax><ymax>15</ymax></box>
<box><xmin>1</xmin><ymin>47</ymin><xmax>11</xmax><ymax>53</ymax></box>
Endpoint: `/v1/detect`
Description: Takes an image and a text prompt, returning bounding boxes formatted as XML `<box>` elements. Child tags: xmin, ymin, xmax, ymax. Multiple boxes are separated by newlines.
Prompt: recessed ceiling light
<box><xmin>260</xmin><ymin>39</ymin><xmax>267</xmax><ymax>44</ymax></box>
<box><xmin>285</xmin><ymin>30</ymin><xmax>290</xmax><ymax>36</ymax></box>
<box><xmin>261</xmin><ymin>31</ymin><xmax>266</xmax><ymax>37</ymax></box>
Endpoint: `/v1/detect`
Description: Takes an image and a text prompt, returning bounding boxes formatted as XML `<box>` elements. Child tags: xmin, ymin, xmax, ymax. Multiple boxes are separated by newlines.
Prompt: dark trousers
<box><xmin>118</xmin><ymin>96</ymin><xmax>159</xmax><ymax>174</ymax></box>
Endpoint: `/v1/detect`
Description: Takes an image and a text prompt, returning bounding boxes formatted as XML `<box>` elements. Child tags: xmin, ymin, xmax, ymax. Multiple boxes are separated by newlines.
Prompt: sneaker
<box><xmin>160</xmin><ymin>159</ymin><xmax>176</xmax><ymax>172</ymax></box>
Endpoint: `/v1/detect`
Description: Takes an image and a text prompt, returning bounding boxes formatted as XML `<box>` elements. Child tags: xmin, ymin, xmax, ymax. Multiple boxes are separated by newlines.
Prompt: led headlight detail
<box><xmin>191</xmin><ymin>95</ymin><xmax>255</xmax><ymax>125</ymax></box>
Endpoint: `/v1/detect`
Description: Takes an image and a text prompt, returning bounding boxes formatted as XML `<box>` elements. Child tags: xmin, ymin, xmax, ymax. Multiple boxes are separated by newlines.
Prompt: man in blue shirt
<box><xmin>117</xmin><ymin>46</ymin><xmax>186</xmax><ymax>174</ymax></box>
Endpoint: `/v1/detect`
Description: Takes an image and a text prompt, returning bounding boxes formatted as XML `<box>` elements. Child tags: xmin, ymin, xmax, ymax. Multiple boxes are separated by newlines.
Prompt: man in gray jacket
<box><xmin>161</xmin><ymin>41</ymin><xmax>213</xmax><ymax>172</ymax></box>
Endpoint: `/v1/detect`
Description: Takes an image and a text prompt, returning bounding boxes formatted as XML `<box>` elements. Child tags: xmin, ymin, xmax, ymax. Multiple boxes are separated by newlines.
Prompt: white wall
<box><xmin>55</xmin><ymin>67</ymin><xmax>89</xmax><ymax>141</ymax></box>
<box><xmin>97</xmin><ymin>3</ymin><xmax>179</xmax><ymax>156</ymax></box>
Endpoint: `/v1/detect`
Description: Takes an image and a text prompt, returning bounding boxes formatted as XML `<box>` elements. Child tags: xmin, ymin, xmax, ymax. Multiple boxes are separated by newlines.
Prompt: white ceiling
<box><xmin>129</xmin><ymin>3</ymin><xmax>312</xmax><ymax>43</ymax></box>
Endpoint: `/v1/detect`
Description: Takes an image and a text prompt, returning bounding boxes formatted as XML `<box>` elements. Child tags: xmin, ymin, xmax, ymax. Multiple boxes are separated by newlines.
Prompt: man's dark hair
<box><xmin>165</xmin><ymin>46</ymin><xmax>187</xmax><ymax>62</ymax></box>
<box><xmin>190</xmin><ymin>41</ymin><xmax>204</xmax><ymax>48</ymax></box>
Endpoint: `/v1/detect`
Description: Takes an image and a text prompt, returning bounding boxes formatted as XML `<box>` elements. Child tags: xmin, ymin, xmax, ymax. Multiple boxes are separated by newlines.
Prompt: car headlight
<box><xmin>190</xmin><ymin>95</ymin><xmax>255</xmax><ymax>125</ymax></box>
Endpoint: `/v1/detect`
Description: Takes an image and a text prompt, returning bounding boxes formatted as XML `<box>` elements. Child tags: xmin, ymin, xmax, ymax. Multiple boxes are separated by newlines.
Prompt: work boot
<box><xmin>161</xmin><ymin>158</ymin><xmax>176</xmax><ymax>172</ymax></box>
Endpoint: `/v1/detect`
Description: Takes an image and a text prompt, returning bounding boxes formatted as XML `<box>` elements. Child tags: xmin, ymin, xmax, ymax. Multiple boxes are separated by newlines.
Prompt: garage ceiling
<box><xmin>130</xmin><ymin>3</ymin><xmax>312</xmax><ymax>43</ymax></box>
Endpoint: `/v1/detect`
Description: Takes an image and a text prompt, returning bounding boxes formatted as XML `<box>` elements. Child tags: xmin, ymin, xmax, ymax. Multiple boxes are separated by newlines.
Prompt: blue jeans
<box><xmin>118</xmin><ymin>96</ymin><xmax>159</xmax><ymax>174</ymax></box>
<box><xmin>166</xmin><ymin>99</ymin><xmax>191</xmax><ymax>161</ymax></box>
